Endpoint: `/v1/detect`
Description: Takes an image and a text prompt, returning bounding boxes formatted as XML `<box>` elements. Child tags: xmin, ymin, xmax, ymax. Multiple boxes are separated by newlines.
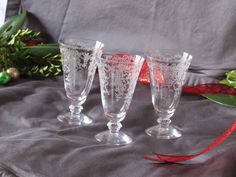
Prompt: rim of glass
<box><xmin>102</xmin><ymin>50</ymin><xmax>144</xmax><ymax>56</ymax></box>
<box><xmin>58</xmin><ymin>38</ymin><xmax>102</xmax><ymax>50</ymax></box>
<box><xmin>98</xmin><ymin>51</ymin><xmax>144</xmax><ymax>64</ymax></box>
<box><xmin>146</xmin><ymin>49</ymin><xmax>192</xmax><ymax>63</ymax></box>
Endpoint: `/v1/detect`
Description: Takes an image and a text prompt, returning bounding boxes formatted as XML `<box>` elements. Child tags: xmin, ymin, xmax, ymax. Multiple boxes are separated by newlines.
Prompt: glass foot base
<box><xmin>145</xmin><ymin>125</ymin><xmax>182</xmax><ymax>139</ymax></box>
<box><xmin>57</xmin><ymin>112</ymin><xmax>93</xmax><ymax>126</ymax></box>
<box><xmin>95</xmin><ymin>130</ymin><xmax>133</xmax><ymax>146</ymax></box>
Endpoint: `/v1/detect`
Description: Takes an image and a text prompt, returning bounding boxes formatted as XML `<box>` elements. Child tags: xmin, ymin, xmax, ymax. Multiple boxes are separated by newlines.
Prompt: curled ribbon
<box><xmin>144</xmin><ymin>120</ymin><xmax>236</xmax><ymax>163</ymax></box>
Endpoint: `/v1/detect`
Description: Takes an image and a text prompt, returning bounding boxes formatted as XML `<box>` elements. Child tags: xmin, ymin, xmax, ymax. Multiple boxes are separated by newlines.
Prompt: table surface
<box><xmin>0</xmin><ymin>75</ymin><xmax>235</xmax><ymax>177</ymax></box>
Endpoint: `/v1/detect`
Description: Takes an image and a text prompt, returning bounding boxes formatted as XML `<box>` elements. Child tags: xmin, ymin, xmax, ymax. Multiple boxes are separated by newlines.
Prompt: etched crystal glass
<box><xmin>95</xmin><ymin>53</ymin><xmax>144</xmax><ymax>145</ymax></box>
<box><xmin>145</xmin><ymin>50</ymin><xmax>192</xmax><ymax>139</ymax></box>
<box><xmin>58</xmin><ymin>38</ymin><xmax>104</xmax><ymax>125</ymax></box>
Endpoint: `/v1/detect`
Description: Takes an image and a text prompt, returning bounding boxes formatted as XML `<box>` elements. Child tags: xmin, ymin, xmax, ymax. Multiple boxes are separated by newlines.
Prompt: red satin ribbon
<box><xmin>144</xmin><ymin>120</ymin><xmax>236</xmax><ymax>163</ymax></box>
<box><xmin>183</xmin><ymin>84</ymin><xmax>236</xmax><ymax>95</ymax></box>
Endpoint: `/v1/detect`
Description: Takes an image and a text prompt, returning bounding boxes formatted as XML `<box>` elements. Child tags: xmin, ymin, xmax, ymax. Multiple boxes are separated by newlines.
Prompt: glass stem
<box><xmin>69</xmin><ymin>102</ymin><xmax>83</xmax><ymax>120</ymax></box>
<box><xmin>157</xmin><ymin>116</ymin><xmax>171</xmax><ymax>132</ymax></box>
<box><xmin>107</xmin><ymin>121</ymin><xmax>122</xmax><ymax>134</ymax></box>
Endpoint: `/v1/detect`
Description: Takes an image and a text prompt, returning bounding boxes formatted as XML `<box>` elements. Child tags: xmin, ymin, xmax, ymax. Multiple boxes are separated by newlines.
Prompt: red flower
<box><xmin>26</xmin><ymin>39</ymin><xmax>40</xmax><ymax>46</ymax></box>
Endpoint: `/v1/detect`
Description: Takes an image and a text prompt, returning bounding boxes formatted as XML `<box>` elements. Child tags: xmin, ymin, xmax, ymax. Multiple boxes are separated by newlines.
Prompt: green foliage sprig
<box><xmin>0</xmin><ymin>11</ymin><xmax>62</xmax><ymax>78</ymax></box>
<box><xmin>220</xmin><ymin>70</ymin><xmax>236</xmax><ymax>88</ymax></box>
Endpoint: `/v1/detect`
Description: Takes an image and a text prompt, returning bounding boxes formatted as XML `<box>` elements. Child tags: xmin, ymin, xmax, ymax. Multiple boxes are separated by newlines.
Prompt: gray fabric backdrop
<box><xmin>5</xmin><ymin>0</ymin><xmax>20</xmax><ymax>20</ymax></box>
<box><xmin>0</xmin><ymin>0</ymin><xmax>235</xmax><ymax>176</ymax></box>
<box><xmin>22</xmin><ymin>0</ymin><xmax>236</xmax><ymax>78</ymax></box>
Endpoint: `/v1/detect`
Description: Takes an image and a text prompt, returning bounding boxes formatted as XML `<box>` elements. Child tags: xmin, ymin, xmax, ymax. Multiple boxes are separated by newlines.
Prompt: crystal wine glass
<box><xmin>95</xmin><ymin>53</ymin><xmax>144</xmax><ymax>145</ymax></box>
<box><xmin>58</xmin><ymin>38</ymin><xmax>104</xmax><ymax>125</ymax></box>
<box><xmin>145</xmin><ymin>49</ymin><xmax>192</xmax><ymax>139</ymax></box>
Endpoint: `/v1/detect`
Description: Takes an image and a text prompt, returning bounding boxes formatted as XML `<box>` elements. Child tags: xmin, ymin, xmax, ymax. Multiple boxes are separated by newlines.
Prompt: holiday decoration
<box><xmin>0</xmin><ymin>71</ymin><xmax>11</xmax><ymax>84</ymax></box>
<box><xmin>6</xmin><ymin>67</ymin><xmax>20</xmax><ymax>80</ymax></box>
<box><xmin>0</xmin><ymin>11</ymin><xmax>62</xmax><ymax>85</ymax></box>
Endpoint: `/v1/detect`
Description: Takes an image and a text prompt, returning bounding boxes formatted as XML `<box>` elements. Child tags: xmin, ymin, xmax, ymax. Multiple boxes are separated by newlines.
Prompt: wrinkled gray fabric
<box><xmin>0</xmin><ymin>165</ymin><xmax>18</xmax><ymax>177</ymax></box>
<box><xmin>20</xmin><ymin>0</ymin><xmax>70</xmax><ymax>42</ymax></box>
<box><xmin>61</xmin><ymin>0</ymin><xmax>236</xmax><ymax>74</ymax></box>
<box><xmin>5</xmin><ymin>0</ymin><xmax>21</xmax><ymax>20</ymax></box>
<box><xmin>2</xmin><ymin>0</ymin><xmax>236</xmax><ymax>177</ymax></box>
<box><xmin>0</xmin><ymin>76</ymin><xmax>235</xmax><ymax>177</ymax></box>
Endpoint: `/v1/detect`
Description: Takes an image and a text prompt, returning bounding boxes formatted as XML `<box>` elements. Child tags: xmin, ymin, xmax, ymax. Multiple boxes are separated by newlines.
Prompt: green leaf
<box><xmin>202</xmin><ymin>94</ymin><xmax>236</xmax><ymax>107</ymax></box>
<box><xmin>220</xmin><ymin>70</ymin><xmax>236</xmax><ymax>88</ymax></box>
<box><xmin>226</xmin><ymin>70</ymin><xmax>236</xmax><ymax>81</ymax></box>
<box><xmin>219</xmin><ymin>80</ymin><xmax>236</xmax><ymax>87</ymax></box>
<box><xmin>23</xmin><ymin>44</ymin><xmax>60</xmax><ymax>57</ymax></box>
<box><xmin>0</xmin><ymin>11</ymin><xmax>27</xmax><ymax>36</ymax></box>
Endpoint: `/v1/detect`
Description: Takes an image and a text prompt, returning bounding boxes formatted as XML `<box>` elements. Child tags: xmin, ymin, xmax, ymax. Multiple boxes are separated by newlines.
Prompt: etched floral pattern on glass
<box><xmin>95</xmin><ymin>53</ymin><xmax>144</xmax><ymax>145</ymax></box>
<box><xmin>58</xmin><ymin>38</ymin><xmax>104</xmax><ymax>126</ymax></box>
<box><xmin>146</xmin><ymin>50</ymin><xmax>192</xmax><ymax>139</ymax></box>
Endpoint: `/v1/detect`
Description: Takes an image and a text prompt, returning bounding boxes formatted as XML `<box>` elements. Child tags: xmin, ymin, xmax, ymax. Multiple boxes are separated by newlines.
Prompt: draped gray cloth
<box><xmin>5</xmin><ymin>0</ymin><xmax>21</xmax><ymax>20</ymax></box>
<box><xmin>1</xmin><ymin>0</ymin><xmax>235</xmax><ymax>176</ymax></box>
<box><xmin>0</xmin><ymin>77</ymin><xmax>236</xmax><ymax>177</ymax></box>
<box><xmin>21</xmin><ymin>0</ymin><xmax>236</xmax><ymax>80</ymax></box>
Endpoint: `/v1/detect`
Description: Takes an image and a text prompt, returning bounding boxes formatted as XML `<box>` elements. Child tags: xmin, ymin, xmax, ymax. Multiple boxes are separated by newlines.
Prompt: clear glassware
<box><xmin>95</xmin><ymin>53</ymin><xmax>144</xmax><ymax>145</ymax></box>
<box><xmin>145</xmin><ymin>49</ymin><xmax>192</xmax><ymax>139</ymax></box>
<box><xmin>58</xmin><ymin>38</ymin><xmax>104</xmax><ymax>125</ymax></box>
